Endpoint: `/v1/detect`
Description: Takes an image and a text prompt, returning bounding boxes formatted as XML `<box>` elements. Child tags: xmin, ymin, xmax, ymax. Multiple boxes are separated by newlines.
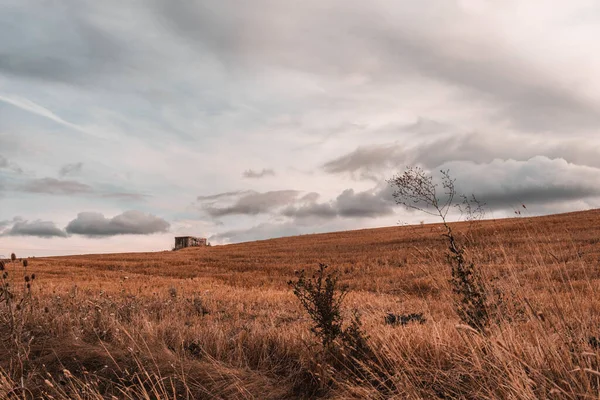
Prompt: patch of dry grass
<box><xmin>3</xmin><ymin>209</ymin><xmax>600</xmax><ymax>398</ymax></box>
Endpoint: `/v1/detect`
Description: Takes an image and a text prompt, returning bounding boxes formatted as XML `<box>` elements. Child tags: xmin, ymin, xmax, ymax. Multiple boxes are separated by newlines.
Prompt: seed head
<box><xmin>22</xmin><ymin>259</ymin><xmax>28</xmax><ymax>268</ymax></box>
<box><xmin>31</xmin><ymin>274</ymin><xmax>36</xmax><ymax>280</ymax></box>
<box><xmin>25</xmin><ymin>275</ymin><xmax>30</xmax><ymax>282</ymax></box>
<box><xmin>0</xmin><ymin>261</ymin><xmax>4</xmax><ymax>271</ymax></box>
<box><xmin>11</xmin><ymin>253</ymin><xmax>16</xmax><ymax>262</ymax></box>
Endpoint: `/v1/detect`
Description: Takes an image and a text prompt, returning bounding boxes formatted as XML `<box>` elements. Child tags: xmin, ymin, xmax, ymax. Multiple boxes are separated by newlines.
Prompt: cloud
<box><xmin>335</xmin><ymin>186</ymin><xmax>396</xmax><ymax>217</ymax></box>
<box><xmin>0</xmin><ymin>94</ymin><xmax>104</xmax><ymax>138</ymax></box>
<box><xmin>65</xmin><ymin>210</ymin><xmax>170</xmax><ymax>237</ymax></box>
<box><xmin>440</xmin><ymin>156</ymin><xmax>600</xmax><ymax>209</ymax></box>
<box><xmin>375</xmin><ymin>27</ymin><xmax>600</xmax><ymax>132</ymax></box>
<box><xmin>199</xmin><ymin>184</ymin><xmax>396</xmax><ymax>223</ymax></box>
<box><xmin>197</xmin><ymin>191</ymin><xmax>250</xmax><ymax>202</ymax></box>
<box><xmin>209</xmin><ymin>221</ymin><xmax>307</xmax><ymax>244</ymax></box>
<box><xmin>2</xmin><ymin>218</ymin><xmax>67</xmax><ymax>238</ymax></box>
<box><xmin>208</xmin><ymin>211</ymin><xmax>386</xmax><ymax>244</ymax></box>
<box><xmin>322</xmin><ymin>144</ymin><xmax>403</xmax><ymax>180</ymax></box>
<box><xmin>283</xmin><ymin>184</ymin><xmax>396</xmax><ymax>219</ymax></box>
<box><xmin>59</xmin><ymin>162</ymin><xmax>83</xmax><ymax>177</ymax></box>
<box><xmin>0</xmin><ymin>4</ymin><xmax>125</xmax><ymax>85</ymax></box>
<box><xmin>412</xmin><ymin>134</ymin><xmax>600</xmax><ymax>171</ymax></box>
<box><xmin>0</xmin><ymin>154</ymin><xmax>22</xmax><ymax>173</ymax></box>
<box><xmin>242</xmin><ymin>168</ymin><xmax>275</xmax><ymax>179</ymax></box>
<box><xmin>323</xmin><ymin>133</ymin><xmax>600</xmax><ymax>180</ymax></box>
<box><xmin>199</xmin><ymin>190</ymin><xmax>301</xmax><ymax>217</ymax></box>
<box><xmin>0</xmin><ymin>219</ymin><xmax>11</xmax><ymax>230</ymax></box>
<box><xmin>100</xmin><ymin>192</ymin><xmax>149</xmax><ymax>201</ymax></box>
<box><xmin>401</xmin><ymin>117</ymin><xmax>452</xmax><ymax>136</ymax></box>
<box><xmin>154</xmin><ymin>1</ymin><xmax>600</xmax><ymax>133</ymax></box>
<box><xmin>15</xmin><ymin>177</ymin><xmax>146</xmax><ymax>201</ymax></box>
<box><xmin>20</xmin><ymin>178</ymin><xmax>93</xmax><ymax>195</ymax></box>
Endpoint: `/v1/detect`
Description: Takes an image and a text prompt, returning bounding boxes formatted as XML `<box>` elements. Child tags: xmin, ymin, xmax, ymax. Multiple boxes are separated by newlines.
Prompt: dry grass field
<box><xmin>3</xmin><ymin>209</ymin><xmax>600</xmax><ymax>399</ymax></box>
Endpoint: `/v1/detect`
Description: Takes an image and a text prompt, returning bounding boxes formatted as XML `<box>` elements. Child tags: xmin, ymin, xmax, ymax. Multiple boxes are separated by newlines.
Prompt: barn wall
<box><xmin>174</xmin><ymin>236</ymin><xmax>207</xmax><ymax>250</ymax></box>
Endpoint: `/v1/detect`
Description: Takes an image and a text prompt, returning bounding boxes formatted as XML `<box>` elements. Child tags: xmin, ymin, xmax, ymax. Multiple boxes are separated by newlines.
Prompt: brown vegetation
<box><xmin>3</xmin><ymin>209</ymin><xmax>600</xmax><ymax>398</ymax></box>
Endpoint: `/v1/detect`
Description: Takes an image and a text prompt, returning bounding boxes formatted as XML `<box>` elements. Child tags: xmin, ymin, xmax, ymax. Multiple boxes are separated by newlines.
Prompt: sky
<box><xmin>2</xmin><ymin>0</ymin><xmax>600</xmax><ymax>256</ymax></box>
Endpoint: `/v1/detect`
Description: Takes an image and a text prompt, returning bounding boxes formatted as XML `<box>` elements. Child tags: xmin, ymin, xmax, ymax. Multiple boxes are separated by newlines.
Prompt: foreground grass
<box><xmin>3</xmin><ymin>209</ymin><xmax>600</xmax><ymax>398</ymax></box>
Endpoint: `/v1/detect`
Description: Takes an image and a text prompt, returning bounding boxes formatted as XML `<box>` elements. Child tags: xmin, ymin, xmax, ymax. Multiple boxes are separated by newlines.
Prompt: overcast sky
<box><xmin>2</xmin><ymin>0</ymin><xmax>600</xmax><ymax>256</ymax></box>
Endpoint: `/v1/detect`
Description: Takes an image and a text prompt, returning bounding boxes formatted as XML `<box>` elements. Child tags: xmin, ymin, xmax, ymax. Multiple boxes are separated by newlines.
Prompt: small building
<box><xmin>174</xmin><ymin>236</ymin><xmax>207</xmax><ymax>250</ymax></box>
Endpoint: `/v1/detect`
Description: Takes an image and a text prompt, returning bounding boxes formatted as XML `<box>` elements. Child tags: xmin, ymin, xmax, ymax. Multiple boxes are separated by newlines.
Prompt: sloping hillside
<box><xmin>3</xmin><ymin>209</ymin><xmax>600</xmax><ymax>399</ymax></box>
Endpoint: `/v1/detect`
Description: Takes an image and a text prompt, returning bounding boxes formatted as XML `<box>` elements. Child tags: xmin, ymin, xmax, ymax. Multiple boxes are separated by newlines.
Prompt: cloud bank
<box><xmin>2</xmin><ymin>218</ymin><xmax>67</xmax><ymax>238</ymax></box>
<box><xmin>65</xmin><ymin>211</ymin><xmax>170</xmax><ymax>237</ymax></box>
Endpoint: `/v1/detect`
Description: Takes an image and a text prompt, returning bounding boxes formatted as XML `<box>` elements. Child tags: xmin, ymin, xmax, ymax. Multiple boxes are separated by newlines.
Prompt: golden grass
<box><xmin>3</xmin><ymin>209</ymin><xmax>600</xmax><ymax>398</ymax></box>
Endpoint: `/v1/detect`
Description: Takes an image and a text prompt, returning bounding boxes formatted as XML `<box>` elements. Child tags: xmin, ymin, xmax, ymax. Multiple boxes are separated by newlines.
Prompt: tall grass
<box><xmin>2</xmin><ymin>209</ymin><xmax>600</xmax><ymax>398</ymax></box>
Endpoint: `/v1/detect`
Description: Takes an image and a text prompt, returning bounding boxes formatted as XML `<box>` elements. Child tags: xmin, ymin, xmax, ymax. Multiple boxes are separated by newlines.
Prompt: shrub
<box><xmin>447</xmin><ymin>236</ymin><xmax>489</xmax><ymax>330</ymax></box>
<box><xmin>289</xmin><ymin>263</ymin><xmax>347</xmax><ymax>348</ymax></box>
<box><xmin>388</xmin><ymin>167</ymin><xmax>490</xmax><ymax>331</ymax></box>
<box><xmin>289</xmin><ymin>264</ymin><xmax>378</xmax><ymax>390</ymax></box>
<box><xmin>288</xmin><ymin>264</ymin><xmax>372</xmax><ymax>356</ymax></box>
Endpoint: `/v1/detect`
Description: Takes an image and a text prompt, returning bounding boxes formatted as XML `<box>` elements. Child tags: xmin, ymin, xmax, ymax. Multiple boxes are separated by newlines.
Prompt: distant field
<box><xmin>3</xmin><ymin>209</ymin><xmax>600</xmax><ymax>399</ymax></box>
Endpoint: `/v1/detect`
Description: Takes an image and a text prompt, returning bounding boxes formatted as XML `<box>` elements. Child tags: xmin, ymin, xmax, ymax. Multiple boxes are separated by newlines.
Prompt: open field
<box><xmin>3</xmin><ymin>209</ymin><xmax>600</xmax><ymax>398</ymax></box>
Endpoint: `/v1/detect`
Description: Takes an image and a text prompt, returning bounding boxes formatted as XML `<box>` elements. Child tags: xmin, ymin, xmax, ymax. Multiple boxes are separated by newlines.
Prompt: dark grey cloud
<box><xmin>283</xmin><ymin>202</ymin><xmax>337</xmax><ymax>219</ymax></box>
<box><xmin>200</xmin><ymin>185</ymin><xmax>396</xmax><ymax>222</ymax></box>
<box><xmin>3</xmin><ymin>218</ymin><xmax>67</xmax><ymax>238</ymax></box>
<box><xmin>20</xmin><ymin>178</ymin><xmax>93</xmax><ymax>195</ymax></box>
<box><xmin>389</xmin><ymin>156</ymin><xmax>600</xmax><ymax>214</ymax></box>
<box><xmin>59</xmin><ymin>162</ymin><xmax>83</xmax><ymax>177</ymax></box>
<box><xmin>411</xmin><ymin>134</ymin><xmax>600</xmax><ymax>171</ymax></box>
<box><xmin>323</xmin><ymin>144</ymin><xmax>403</xmax><ymax>180</ymax></box>
<box><xmin>200</xmin><ymin>190</ymin><xmax>301</xmax><ymax>217</ymax></box>
<box><xmin>336</xmin><ymin>185</ymin><xmax>396</xmax><ymax>217</ymax></box>
<box><xmin>65</xmin><ymin>210</ymin><xmax>170</xmax><ymax>237</ymax></box>
<box><xmin>323</xmin><ymin>133</ymin><xmax>600</xmax><ymax>180</ymax></box>
<box><xmin>242</xmin><ymin>168</ymin><xmax>275</xmax><ymax>179</ymax></box>
<box><xmin>282</xmin><ymin>184</ymin><xmax>396</xmax><ymax>220</ymax></box>
<box><xmin>440</xmin><ymin>157</ymin><xmax>600</xmax><ymax>209</ymax></box>
<box><xmin>0</xmin><ymin>154</ymin><xmax>7</xmax><ymax>168</ymax></box>
<box><xmin>476</xmin><ymin>185</ymin><xmax>598</xmax><ymax>209</ymax></box>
